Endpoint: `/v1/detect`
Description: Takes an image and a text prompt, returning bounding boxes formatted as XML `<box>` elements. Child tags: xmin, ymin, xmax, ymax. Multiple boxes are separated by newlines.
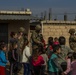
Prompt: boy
<box><xmin>48</xmin><ymin>45</ymin><xmax>63</xmax><ymax>75</ymax></box>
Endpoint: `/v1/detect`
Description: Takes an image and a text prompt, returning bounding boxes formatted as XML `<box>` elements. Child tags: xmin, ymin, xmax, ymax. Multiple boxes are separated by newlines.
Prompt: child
<box><xmin>9</xmin><ymin>32</ymin><xmax>18</xmax><ymax>61</ymax></box>
<box><xmin>47</xmin><ymin>37</ymin><xmax>53</xmax><ymax>58</ymax></box>
<box><xmin>48</xmin><ymin>45</ymin><xmax>63</xmax><ymax>75</ymax></box>
<box><xmin>32</xmin><ymin>49</ymin><xmax>44</xmax><ymax>75</ymax></box>
<box><xmin>53</xmin><ymin>37</ymin><xmax>59</xmax><ymax>45</ymax></box>
<box><xmin>0</xmin><ymin>43</ymin><xmax>8</xmax><ymax>75</ymax></box>
<box><xmin>41</xmin><ymin>50</ymin><xmax>48</xmax><ymax>75</ymax></box>
<box><xmin>71</xmin><ymin>52</ymin><xmax>76</xmax><ymax>75</ymax></box>
<box><xmin>10</xmin><ymin>42</ymin><xmax>18</xmax><ymax>75</ymax></box>
<box><xmin>21</xmin><ymin>40</ymin><xmax>31</xmax><ymax>75</ymax></box>
<box><xmin>10</xmin><ymin>32</ymin><xmax>18</xmax><ymax>44</ymax></box>
<box><xmin>64</xmin><ymin>52</ymin><xmax>73</xmax><ymax>75</ymax></box>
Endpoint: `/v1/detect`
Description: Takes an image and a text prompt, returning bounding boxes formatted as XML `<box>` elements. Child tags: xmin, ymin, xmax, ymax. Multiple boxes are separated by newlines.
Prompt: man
<box><xmin>69</xmin><ymin>28</ymin><xmax>76</xmax><ymax>52</ymax></box>
<box><xmin>58</xmin><ymin>36</ymin><xmax>73</xmax><ymax>75</ymax></box>
<box><xmin>31</xmin><ymin>25</ymin><xmax>43</xmax><ymax>53</ymax></box>
<box><xmin>17</xmin><ymin>27</ymin><xmax>25</xmax><ymax>61</ymax></box>
<box><xmin>17</xmin><ymin>27</ymin><xmax>26</xmax><ymax>74</ymax></box>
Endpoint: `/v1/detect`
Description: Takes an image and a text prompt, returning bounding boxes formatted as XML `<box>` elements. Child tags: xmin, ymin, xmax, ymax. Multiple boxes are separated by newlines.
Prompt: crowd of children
<box><xmin>0</xmin><ymin>30</ymin><xmax>76</xmax><ymax>75</ymax></box>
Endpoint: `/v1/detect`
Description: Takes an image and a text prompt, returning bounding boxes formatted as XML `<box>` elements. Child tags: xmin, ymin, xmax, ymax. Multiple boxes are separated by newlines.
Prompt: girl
<box><xmin>21</xmin><ymin>40</ymin><xmax>31</xmax><ymax>75</ymax></box>
<box><xmin>9</xmin><ymin>32</ymin><xmax>18</xmax><ymax>62</ymax></box>
<box><xmin>32</xmin><ymin>48</ymin><xmax>44</xmax><ymax>75</ymax></box>
<box><xmin>41</xmin><ymin>50</ymin><xmax>48</xmax><ymax>75</ymax></box>
<box><xmin>53</xmin><ymin>37</ymin><xmax>59</xmax><ymax>45</ymax></box>
<box><xmin>71</xmin><ymin>52</ymin><xmax>76</xmax><ymax>75</ymax></box>
<box><xmin>64</xmin><ymin>52</ymin><xmax>73</xmax><ymax>75</ymax></box>
<box><xmin>10</xmin><ymin>32</ymin><xmax>18</xmax><ymax>44</ymax></box>
<box><xmin>64</xmin><ymin>52</ymin><xmax>76</xmax><ymax>75</ymax></box>
<box><xmin>10</xmin><ymin>42</ymin><xmax>18</xmax><ymax>75</ymax></box>
<box><xmin>0</xmin><ymin>43</ymin><xmax>8</xmax><ymax>75</ymax></box>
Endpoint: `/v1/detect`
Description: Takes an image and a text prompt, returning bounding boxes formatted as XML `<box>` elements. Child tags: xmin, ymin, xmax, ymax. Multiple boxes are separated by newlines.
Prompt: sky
<box><xmin>0</xmin><ymin>0</ymin><xmax>76</xmax><ymax>20</ymax></box>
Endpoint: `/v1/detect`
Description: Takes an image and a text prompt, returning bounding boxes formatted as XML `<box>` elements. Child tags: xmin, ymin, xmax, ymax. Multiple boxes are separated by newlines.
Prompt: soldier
<box><xmin>69</xmin><ymin>28</ymin><xmax>76</xmax><ymax>52</ymax></box>
<box><xmin>17</xmin><ymin>27</ymin><xmax>26</xmax><ymax>74</ymax></box>
<box><xmin>31</xmin><ymin>25</ymin><xmax>43</xmax><ymax>53</ymax></box>
<box><xmin>18</xmin><ymin>27</ymin><xmax>25</xmax><ymax>50</ymax></box>
<box><xmin>58</xmin><ymin>36</ymin><xmax>73</xmax><ymax>74</ymax></box>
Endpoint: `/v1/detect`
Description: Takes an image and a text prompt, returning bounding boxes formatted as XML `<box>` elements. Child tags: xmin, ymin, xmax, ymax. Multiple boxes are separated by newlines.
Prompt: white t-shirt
<box><xmin>22</xmin><ymin>46</ymin><xmax>31</xmax><ymax>63</ymax></box>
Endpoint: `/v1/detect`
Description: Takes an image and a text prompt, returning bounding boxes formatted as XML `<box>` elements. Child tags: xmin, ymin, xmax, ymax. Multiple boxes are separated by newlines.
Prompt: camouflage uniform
<box><xmin>17</xmin><ymin>27</ymin><xmax>26</xmax><ymax>74</ymax></box>
<box><xmin>18</xmin><ymin>37</ymin><xmax>24</xmax><ymax>50</ymax></box>
<box><xmin>58</xmin><ymin>45</ymin><xmax>73</xmax><ymax>64</ymax></box>
<box><xmin>69</xmin><ymin>29</ymin><xmax>76</xmax><ymax>52</ymax></box>
<box><xmin>17</xmin><ymin>27</ymin><xmax>25</xmax><ymax>62</ymax></box>
<box><xmin>57</xmin><ymin>36</ymin><xmax>73</xmax><ymax>71</ymax></box>
<box><xmin>58</xmin><ymin>45</ymin><xmax>73</xmax><ymax>71</ymax></box>
<box><xmin>31</xmin><ymin>25</ymin><xmax>42</xmax><ymax>53</ymax></box>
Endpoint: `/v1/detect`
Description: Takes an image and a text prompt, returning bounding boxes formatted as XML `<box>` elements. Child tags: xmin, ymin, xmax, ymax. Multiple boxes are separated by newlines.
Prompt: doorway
<box><xmin>0</xmin><ymin>23</ymin><xmax>8</xmax><ymax>43</ymax></box>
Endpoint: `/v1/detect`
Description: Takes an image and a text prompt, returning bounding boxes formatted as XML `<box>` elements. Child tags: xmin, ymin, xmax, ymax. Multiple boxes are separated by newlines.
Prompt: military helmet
<box><xmin>19</xmin><ymin>27</ymin><xmax>25</xmax><ymax>32</ymax></box>
<box><xmin>35</xmin><ymin>25</ymin><xmax>41</xmax><ymax>31</ymax></box>
<box><xmin>69</xmin><ymin>28</ymin><xmax>75</xmax><ymax>34</ymax></box>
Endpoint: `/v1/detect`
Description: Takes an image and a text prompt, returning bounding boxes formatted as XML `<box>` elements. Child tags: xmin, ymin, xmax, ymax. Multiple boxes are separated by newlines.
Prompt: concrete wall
<box><xmin>42</xmin><ymin>21</ymin><xmax>76</xmax><ymax>46</ymax></box>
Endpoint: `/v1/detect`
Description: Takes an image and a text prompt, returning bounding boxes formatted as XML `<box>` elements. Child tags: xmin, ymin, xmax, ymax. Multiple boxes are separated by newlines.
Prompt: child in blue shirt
<box><xmin>0</xmin><ymin>43</ymin><xmax>8</xmax><ymax>75</ymax></box>
<box><xmin>48</xmin><ymin>45</ymin><xmax>63</xmax><ymax>75</ymax></box>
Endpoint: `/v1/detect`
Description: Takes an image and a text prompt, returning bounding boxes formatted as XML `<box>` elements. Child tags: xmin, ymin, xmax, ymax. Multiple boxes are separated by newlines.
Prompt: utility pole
<box><xmin>48</xmin><ymin>8</ymin><xmax>52</xmax><ymax>20</ymax></box>
<box><xmin>64</xmin><ymin>12</ymin><xmax>67</xmax><ymax>21</ymax></box>
<box><xmin>74</xmin><ymin>16</ymin><xmax>76</xmax><ymax>21</ymax></box>
<box><xmin>54</xmin><ymin>15</ymin><xmax>57</xmax><ymax>21</ymax></box>
<box><xmin>44</xmin><ymin>11</ymin><xmax>47</xmax><ymax>20</ymax></box>
<box><xmin>41</xmin><ymin>12</ymin><xmax>44</xmax><ymax>20</ymax></box>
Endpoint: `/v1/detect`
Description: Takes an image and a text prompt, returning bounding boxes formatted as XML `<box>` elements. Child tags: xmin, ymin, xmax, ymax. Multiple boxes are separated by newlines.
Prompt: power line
<box><xmin>52</xmin><ymin>13</ymin><xmax>76</xmax><ymax>15</ymax></box>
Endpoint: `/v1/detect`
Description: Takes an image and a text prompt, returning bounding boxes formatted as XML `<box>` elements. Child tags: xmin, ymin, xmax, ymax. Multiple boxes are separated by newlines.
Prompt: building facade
<box><xmin>0</xmin><ymin>9</ymin><xmax>32</xmax><ymax>43</ymax></box>
<box><xmin>41</xmin><ymin>20</ymin><xmax>76</xmax><ymax>46</ymax></box>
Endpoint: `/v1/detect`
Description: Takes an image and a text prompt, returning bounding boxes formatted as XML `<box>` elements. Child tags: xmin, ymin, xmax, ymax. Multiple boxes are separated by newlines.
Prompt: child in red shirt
<box><xmin>53</xmin><ymin>37</ymin><xmax>59</xmax><ymax>45</ymax></box>
<box><xmin>32</xmin><ymin>48</ymin><xmax>44</xmax><ymax>75</ymax></box>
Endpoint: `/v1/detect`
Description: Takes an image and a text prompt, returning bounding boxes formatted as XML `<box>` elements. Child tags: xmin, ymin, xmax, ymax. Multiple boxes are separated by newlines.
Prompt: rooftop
<box><xmin>0</xmin><ymin>9</ymin><xmax>32</xmax><ymax>15</ymax></box>
<box><xmin>41</xmin><ymin>20</ymin><xmax>76</xmax><ymax>24</ymax></box>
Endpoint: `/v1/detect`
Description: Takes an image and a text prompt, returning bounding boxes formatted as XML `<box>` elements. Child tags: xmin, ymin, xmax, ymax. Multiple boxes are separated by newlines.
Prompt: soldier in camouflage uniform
<box><xmin>58</xmin><ymin>36</ymin><xmax>73</xmax><ymax>72</ymax></box>
<box><xmin>17</xmin><ymin>27</ymin><xmax>26</xmax><ymax>74</ymax></box>
<box><xmin>31</xmin><ymin>25</ymin><xmax>43</xmax><ymax>53</ymax></box>
<box><xmin>17</xmin><ymin>27</ymin><xmax>26</xmax><ymax>62</ymax></box>
<box><xmin>69</xmin><ymin>28</ymin><xmax>76</xmax><ymax>52</ymax></box>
